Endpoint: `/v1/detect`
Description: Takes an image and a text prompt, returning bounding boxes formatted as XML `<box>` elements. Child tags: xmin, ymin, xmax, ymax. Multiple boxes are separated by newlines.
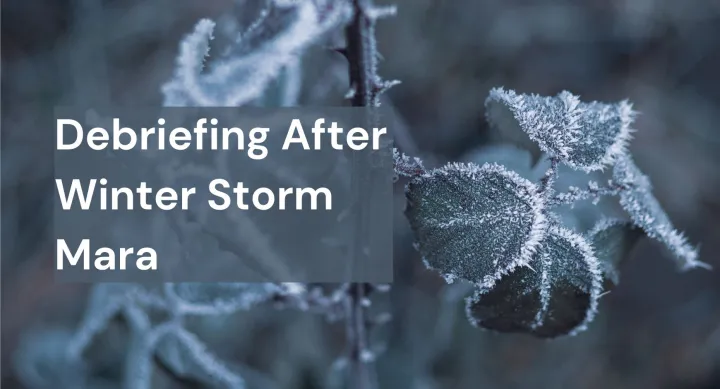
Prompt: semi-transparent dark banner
<box><xmin>52</xmin><ymin>107</ymin><xmax>394</xmax><ymax>283</ymax></box>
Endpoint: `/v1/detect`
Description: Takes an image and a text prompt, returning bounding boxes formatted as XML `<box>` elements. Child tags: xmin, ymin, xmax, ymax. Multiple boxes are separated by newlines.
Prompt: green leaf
<box><xmin>485</xmin><ymin>87</ymin><xmax>635</xmax><ymax>172</ymax></box>
<box><xmin>613</xmin><ymin>155</ymin><xmax>707</xmax><ymax>270</ymax></box>
<box><xmin>466</xmin><ymin>225</ymin><xmax>602</xmax><ymax>338</ymax></box>
<box><xmin>404</xmin><ymin>162</ymin><xmax>548</xmax><ymax>288</ymax></box>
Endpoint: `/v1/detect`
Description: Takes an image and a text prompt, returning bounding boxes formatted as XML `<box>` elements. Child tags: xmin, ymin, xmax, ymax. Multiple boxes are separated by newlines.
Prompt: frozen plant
<box><xmin>47</xmin><ymin>2</ymin><xmax>399</xmax><ymax>389</ymax></box>
<box><xmin>59</xmin><ymin>282</ymin><xmax>344</xmax><ymax>389</ymax></box>
<box><xmin>21</xmin><ymin>1</ymin><xmax>708</xmax><ymax>389</ymax></box>
<box><xmin>162</xmin><ymin>0</ymin><xmax>352</xmax><ymax>107</ymax></box>
<box><xmin>397</xmin><ymin>87</ymin><xmax>709</xmax><ymax>338</ymax></box>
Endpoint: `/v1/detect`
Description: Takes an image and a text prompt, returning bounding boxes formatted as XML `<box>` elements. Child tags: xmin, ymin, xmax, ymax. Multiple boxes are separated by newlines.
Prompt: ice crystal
<box><xmin>466</xmin><ymin>225</ymin><xmax>602</xmax><ymax>338</ymax></box>
<box><xmin>393</xmin><ymin>148</ymin><xmax>426</xmax><ymax>178</ymax></box>
<box><xmin>486</xmin><ymin>87</ymin><xmax>635</xmax><ymax>172</ymax></box>
<box><xmin>404</xmin><ymin>162</ymin><xmax>547</xmax><ymax>290</ymax></box>
<box><xmin>612</xmin><ymin>154</ymin><xmax>708</xmax><ymax>270</ymax></box>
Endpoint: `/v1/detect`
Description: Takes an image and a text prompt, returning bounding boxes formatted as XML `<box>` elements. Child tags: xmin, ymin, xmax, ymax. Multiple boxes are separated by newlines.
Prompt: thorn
<box><xmin>683</xmin><ymin>260</ymin><xmax>712</xmax><ymax>271</ymax></box>
<box><xmin>365</xmin><ymin>5</ymin><xmax>397</xmax><ymax>20</ymax></box>
<box><xmin>598</xmin><ymin>291</ymin><xmax>611</xmax><ymax>299</ymax></box>
<box><xmin>373</xmin><ymin>79</ymin><xmax>401</xmax><ymax>95</ymax></box>
<box><xmin>331</xmin><ymin>47</ymin><xmax>349</xmax><ymax>60</ymax></box>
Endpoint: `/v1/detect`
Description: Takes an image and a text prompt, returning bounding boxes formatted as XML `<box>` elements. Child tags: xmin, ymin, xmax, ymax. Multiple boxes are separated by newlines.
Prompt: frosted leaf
<box><xmin>486</xmin><ymin>87</ymin><xmax>635</xmax><ymax>172</ymax></box>
<box><xmin>466</xmin><ymin>225</ymin><xmax>602</xmax><ymax>338</ymax></box>
<box><xmin>612</xmin><ymin>155</ymin><xmax>708</xmax><ymax>270</ymax></box>
<box><xmin>587</xmin><ymin>218</ymin><xmax>643</xmax><ymax>289</ymax></box>
<box><xmin>404</xmin><ymin>162</ymin><xmax>547</xmax><ymax>289</ymax></box>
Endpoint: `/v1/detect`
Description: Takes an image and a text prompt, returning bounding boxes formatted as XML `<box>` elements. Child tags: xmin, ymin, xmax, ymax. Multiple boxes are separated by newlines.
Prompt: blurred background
<box><xmin>2</xmin><ymin>0</ymin><xmax>720</xmax><ymax>388</ymax></box>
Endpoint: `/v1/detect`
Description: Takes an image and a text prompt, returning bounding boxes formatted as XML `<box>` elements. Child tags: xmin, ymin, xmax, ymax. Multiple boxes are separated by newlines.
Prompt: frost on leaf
<box><xmin>587</xmin><ymin>219</ymin><xmax>643</xmax><ymax>289</ymax></box>
<box><xmin>485</xmin><ymin>87</ymin><xmax>634</xmax><ymax>172</ymax></box>
<box><xmin>466</xmin><ymin>225</ymin><xmax>602</xmax><ymax>338</ymax></box>
<box><xmin>612</xmin><ymin>155</ymin><xmax>707</xmax><ymax>271</ymax></box>
<box><xmin>404</xmin><ymin>162</ymin><xmax>547</xmax><ymax>289</ymax></box>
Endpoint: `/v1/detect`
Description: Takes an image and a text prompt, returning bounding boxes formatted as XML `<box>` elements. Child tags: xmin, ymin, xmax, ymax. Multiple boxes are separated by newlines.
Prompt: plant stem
<box><xmin>341</xmin><ymin>1</ymin><xmax>398</xmax><ymax>387</ymax></box>
<box><xmin>344</xmin><ymin>283</ymin><xmax>376</xmax><ymax>389</ymax></box>
<box><xmin>345</xmin><ymin>0</ymin><xmax>380</xmax><ymax>108</ymax></box>
<box><xmin>539</xmin><ymin>157</ymin><xmax>559</xmax><ymax>202</ymax></box>
<box><xmin>549</xmin><ymin>181</ymin><xmax>631</xmax><ymax>206</ymax></box>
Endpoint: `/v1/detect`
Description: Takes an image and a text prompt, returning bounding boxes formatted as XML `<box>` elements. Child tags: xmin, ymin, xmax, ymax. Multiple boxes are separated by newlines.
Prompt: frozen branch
<box><xmin>337</xmin><ymin>1</ymin><xmax>398</xmax><ymax>388</ymax></box>
<box><xmin>343</xmin><ymin>0</ymin><xmax>400</xmax><ymax>108</ymax></box>
<box><xmin>343</xmin><ymin>283</ymin><xmax>377</xmax><ymax>389</ymax></box>
<box><xmin>550</xmin><ymin>180</ymin><xmax>630</xmax><ymax>206</ymax></box>
<box><xmin>163</xmin><ymin>0</ymin><xmax>351</xmax><ymax>107</ymax></box>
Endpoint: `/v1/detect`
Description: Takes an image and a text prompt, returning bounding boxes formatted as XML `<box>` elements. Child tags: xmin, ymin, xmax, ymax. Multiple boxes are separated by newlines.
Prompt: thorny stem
<box><xmin>345</xmin><ymin>0</ymin><xmax>375</xmax><ymax>108</ymax></box>
<box><xmin>341</xmin><ymin>1</ymin><xmax>398</xmax><ymax>388</ymax></box>
<box><xmin>343</xmin><ymin>0</ymin><xmax>398</xmax><ymax>108</ymax></box>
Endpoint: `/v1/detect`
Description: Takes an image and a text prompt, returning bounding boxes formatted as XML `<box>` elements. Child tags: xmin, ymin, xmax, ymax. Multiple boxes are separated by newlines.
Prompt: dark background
<box><xmin>2</xmin><ymin>0</ymin><xmax>720</xmax><ymax>388</ymax></box>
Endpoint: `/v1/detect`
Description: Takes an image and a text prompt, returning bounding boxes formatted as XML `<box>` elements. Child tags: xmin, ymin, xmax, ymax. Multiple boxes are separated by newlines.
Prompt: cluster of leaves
<box><xmin>397</xmin><ymin>87</ymin><xmax>708</xmax><ymax>338</ymax></box>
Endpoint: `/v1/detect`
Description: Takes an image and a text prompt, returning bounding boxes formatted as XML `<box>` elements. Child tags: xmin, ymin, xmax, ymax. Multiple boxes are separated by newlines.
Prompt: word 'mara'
<box><xmin>57</xmin><ymin>239</ymin><xmax>156</xmax><ymax>271</ymax></box>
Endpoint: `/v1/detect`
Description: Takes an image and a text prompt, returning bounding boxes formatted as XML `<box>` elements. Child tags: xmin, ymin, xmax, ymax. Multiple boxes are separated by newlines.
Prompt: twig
<box><xmin>344</xmin><ymin>283</ymin><xmax>376</xmax><ymax>389</ymax></box>
<box><xmin>340</xmin><ymin>1</ymin><xmax>399</xmax><ymax>387</ymax></box>
<box><xmin>343</xmin><ymin>0</ymin><xmax>398</xmax><ymax>108</ymax></box>
<box><xmin>550</xmin><ymin>180</ymin><xmax>631</xmax><ymax>206</ymax></box>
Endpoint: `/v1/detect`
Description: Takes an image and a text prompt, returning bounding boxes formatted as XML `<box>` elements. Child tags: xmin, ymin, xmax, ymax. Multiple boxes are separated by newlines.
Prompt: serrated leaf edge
<box><xmin>587</xmin><ymin>217</ymin><xmax>632</xmax><ymax>238</ymax></box>
<box><xmin>613</xmin><ymin>155</ymin><xmax>709</xmax><ymax>271</ymax></box>
<box><xmin>485</xmin><ymin>87</ymin><xmax>636</xmax><ymax>172</ymax></box>
<box><xmin>533</xmin><ymin>225</ymin><xmax>603</xmax><ymax>336</ymax></box>
<box><xmin>411</xmin><ymin>161</ymin><xmax>548</xmax><ymax>290</ymax></box>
